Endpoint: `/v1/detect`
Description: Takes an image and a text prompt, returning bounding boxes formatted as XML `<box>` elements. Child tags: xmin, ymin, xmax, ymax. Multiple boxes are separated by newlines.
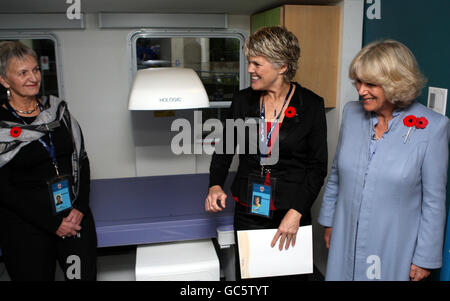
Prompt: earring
<box><xmin>6</xmin><ymin>89</ymin><xmax>11</xmax><ymax>99</ymax></box>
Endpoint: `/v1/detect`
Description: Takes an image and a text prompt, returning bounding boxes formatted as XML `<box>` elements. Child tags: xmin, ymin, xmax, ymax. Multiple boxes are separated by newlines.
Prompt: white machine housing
<box><xmin>128</xmin><ymin>67</ymin><xmax>210</xmax><ymax>110</ymax></box>
<box><xmin>135</xmin><ymin>239</ymin><xmax>220</xmax><ymax>281</ymax></box>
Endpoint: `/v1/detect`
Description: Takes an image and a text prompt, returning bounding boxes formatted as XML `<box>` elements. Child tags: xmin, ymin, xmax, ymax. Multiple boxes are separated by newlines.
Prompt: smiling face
<box><xmin>355</xmin><ymin>79</ymin><xmax>393</xmax><ymax>114</ymax></box>
<box><xmin>247</xmin><ymin>55</ymin><xmax>287</xmax><ymax>91</ymax></box>
<box><xmin>0</xmin><ymin>55</ymin><xmax>41</xmax><ymax>99</ymax></box>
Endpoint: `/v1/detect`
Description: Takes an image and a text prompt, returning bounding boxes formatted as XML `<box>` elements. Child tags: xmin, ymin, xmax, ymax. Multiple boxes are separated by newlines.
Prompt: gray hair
<box><xmin>0</xmin><ymin>41</ymin><xmax>38</xmax><ymax>77</ymax></box>
<box><xmin>243</xmin><ymin>26</ymin><xmax>300</xmax><ymax>82</ymax></box>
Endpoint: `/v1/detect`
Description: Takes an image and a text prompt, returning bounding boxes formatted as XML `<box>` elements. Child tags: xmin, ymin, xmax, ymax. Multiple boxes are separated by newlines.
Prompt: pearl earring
<box><xmin>6</xmin><ymin>89</ymin><xmax>11</xmax><ymax>99</ymax></box>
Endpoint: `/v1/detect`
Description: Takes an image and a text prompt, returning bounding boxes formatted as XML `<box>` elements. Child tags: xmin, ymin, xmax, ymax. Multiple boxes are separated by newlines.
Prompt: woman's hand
<box><xmin>205</xmin><ymin>185</ymin><xmax>227</xmax><ymax>213</ymax></box>
<box><xmin>55</xmin><ymin>209</ymin><xmax>84</xmax><ymax>238</ymax></box>
<box><xmin>64</xmin><ymin>208</ymin><xmax>84</xmax><ymax>226</ymax></box>
<box><xmin>271</xmin><ymin>209</ymin><xmax>302</xmax><ymax>250</ymax></box>
<box><xmin>409</xmin><ymin>264</ymin><xmax>430</xmax><ymax>281</ymax></box>
<box><xmin>324</xmin><ymin>227</ymin><xmax>332</xmax><ymax>249</ymax></box>
<box><xmin>56</xmin><ymin>219</ymin><xmax>82</xmax><ymax>238</ymax></box>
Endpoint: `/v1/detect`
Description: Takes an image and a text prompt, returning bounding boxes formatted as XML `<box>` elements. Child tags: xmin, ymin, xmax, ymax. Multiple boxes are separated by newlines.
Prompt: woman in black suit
<box><xmin>205</xmin><ymin>26</ymin><xmax>327</xmax><ymax>279</ymax></box>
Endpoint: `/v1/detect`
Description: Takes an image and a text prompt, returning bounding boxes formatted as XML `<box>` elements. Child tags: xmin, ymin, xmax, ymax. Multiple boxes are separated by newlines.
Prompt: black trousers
<box><xmin>233</xmin><ymin>203</ymin><xmax>309</xmax><ymax>281</ymax></box>
<box><xmin>0</xmin><ymin>209</ymin><xmax>97</xmax><ymax>281</ymax></box>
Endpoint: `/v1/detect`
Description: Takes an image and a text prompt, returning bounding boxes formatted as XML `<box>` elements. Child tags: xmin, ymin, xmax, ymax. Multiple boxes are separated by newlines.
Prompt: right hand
<box><xmin>56</xmin><ymin>219</ymin><xmax>82</xmax><ymax>238</ymax></box>
<box><xmin>324</xmin><ymin>227</ymin><xmax>332</xmax><ymax>249</ymax></box>
<box><xmin>205</xmin><ymin>185</ymin><xmax>227</xmax><ymax>213</ymax></box>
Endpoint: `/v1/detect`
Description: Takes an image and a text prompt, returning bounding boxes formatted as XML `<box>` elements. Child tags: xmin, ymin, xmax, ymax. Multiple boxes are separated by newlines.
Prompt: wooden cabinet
<box><xmin>251</xmin><ymin>5</ymin><xmax>341</xmax><ymax>108</ymax></box>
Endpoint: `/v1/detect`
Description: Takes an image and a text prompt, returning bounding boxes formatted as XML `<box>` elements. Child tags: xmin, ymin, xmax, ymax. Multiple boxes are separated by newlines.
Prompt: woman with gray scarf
<box><xmin>0</xmin><ymin>41</ymin><xmax>97</xmax><ymax>281</ymax></box>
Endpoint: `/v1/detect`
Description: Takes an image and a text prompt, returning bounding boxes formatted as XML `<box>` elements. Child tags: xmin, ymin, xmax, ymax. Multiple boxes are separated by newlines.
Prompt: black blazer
<box><xmin>209</xmin><ymin>82</ymin><xmax>327</xmax><ymax>224</ymax></box>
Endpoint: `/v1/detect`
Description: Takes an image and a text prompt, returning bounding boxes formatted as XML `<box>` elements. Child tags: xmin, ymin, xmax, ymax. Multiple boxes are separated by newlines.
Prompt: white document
<box><xmin>237</xmin><ymin>225</ymin><xmax>313</xmax><ymax>279</ymax></box>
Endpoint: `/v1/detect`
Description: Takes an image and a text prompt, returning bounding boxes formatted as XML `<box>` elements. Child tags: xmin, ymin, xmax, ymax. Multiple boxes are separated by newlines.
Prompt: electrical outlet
<box><xmin>427</xmin><ymin>87</ymin><xmax>448</xmax><ymax>116</ymax></box>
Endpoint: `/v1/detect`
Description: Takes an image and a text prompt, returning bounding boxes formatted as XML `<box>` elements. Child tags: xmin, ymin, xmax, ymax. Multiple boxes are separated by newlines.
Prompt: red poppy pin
<box><xmin>403</xmin><ymin>115</ymin><xmax>428</xmax><ymax>143</ymax></box>
<box><xmin>415</xmin><ymin>117</ymin><xmax>428</xmax><ymax>129</ymax></box>
<box><xmin>10</xmin><ymin>127</ymin><xmax>21</xmax><ymax>138</ymax></box>
<box><xmin>285</xmin><ymin>106</ymin><xmax>296</xmax><ymax>118</ymax></box>
<box><xmin>403</xmin><ymin>115</ymin><xmax>417</xmax><ymax>127</ymax></box>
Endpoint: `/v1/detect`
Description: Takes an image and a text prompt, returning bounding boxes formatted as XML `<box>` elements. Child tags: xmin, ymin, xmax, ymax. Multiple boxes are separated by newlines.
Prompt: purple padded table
<box><xmin>90</xmin><ymin>173</ymin><xmax>235</xmax><ymax>248</ymax></box>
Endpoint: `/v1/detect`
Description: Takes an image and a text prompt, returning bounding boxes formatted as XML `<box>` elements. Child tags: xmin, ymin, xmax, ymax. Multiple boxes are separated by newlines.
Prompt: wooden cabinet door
<box><xmin>284</xmin><ymin>5</ymin><xmax>340</xmax><ymax>108</ymax></box>
<box><xmin>250</xmin><ymin>5</ymin><xmax>340</xmax><ymax>108</ymax></box>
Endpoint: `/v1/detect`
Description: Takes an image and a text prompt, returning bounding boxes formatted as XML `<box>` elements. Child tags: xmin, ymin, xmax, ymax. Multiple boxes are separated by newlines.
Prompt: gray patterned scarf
<box><xmin>0</xmin><ymin>95</ymin><xmax>85</xmax><ymax>199</ymax></box>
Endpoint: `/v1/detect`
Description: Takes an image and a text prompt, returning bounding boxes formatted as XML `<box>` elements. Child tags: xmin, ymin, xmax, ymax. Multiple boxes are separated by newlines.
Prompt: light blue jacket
<box><xmin>318</xmin><ymin>101</ymin><xmax>449</xmax><ymax>281</ymax></box>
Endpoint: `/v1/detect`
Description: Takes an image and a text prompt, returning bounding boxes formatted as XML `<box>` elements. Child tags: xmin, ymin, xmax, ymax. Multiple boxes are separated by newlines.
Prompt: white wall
<box><xmin>53</xmin><ymin>14</ymin><xmax>250</xmax><ymax>180</ymax></box>
<box><xmin>54</xmin><ymin>15</ymin><xmax>135</xmax><ymax>179</ymax></box>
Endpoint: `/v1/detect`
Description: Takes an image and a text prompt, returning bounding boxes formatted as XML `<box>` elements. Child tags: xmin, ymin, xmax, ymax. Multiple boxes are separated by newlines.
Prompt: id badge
<box><xmin>247</xmin><ymin>173</ymin><xmax>277</xmax><ymax>219</ymax></box>
<box><xmin>48</xmin><ymin>176</ymin><xmax>73</xmax><ymax>215</ymax></box>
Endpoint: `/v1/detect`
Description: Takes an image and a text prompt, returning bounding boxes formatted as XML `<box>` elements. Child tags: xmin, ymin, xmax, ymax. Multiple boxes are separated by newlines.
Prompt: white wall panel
<box><xmin>51</xmin><ymin>13</ymin><xmax>250</xmax><ymax>180</ymax></box>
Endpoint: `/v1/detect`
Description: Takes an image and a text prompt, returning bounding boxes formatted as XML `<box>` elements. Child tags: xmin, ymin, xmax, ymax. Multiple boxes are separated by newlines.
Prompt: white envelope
<box><xmin>237</xmin><ymin>225</ymin><xmax>313</xmax><ymax>279</ymax></box>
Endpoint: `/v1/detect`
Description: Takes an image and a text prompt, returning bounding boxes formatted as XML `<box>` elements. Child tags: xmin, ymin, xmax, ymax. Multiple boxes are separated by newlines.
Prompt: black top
<box><xmin>209</xmin><ymin>83</ymin><xmax>328</xmax><ymax>224</ymax></box>
<box><xmin>0</xmin><ymin>105</ymin><xmax>90</xmax><ymax>234</ymax></box>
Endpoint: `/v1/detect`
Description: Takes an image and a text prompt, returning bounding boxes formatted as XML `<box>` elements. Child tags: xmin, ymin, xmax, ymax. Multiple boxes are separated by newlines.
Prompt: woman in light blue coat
<box><xmin>318</xmin><ymin>40</ymin><xmax>449</xmax><ymax>281</ymax></box>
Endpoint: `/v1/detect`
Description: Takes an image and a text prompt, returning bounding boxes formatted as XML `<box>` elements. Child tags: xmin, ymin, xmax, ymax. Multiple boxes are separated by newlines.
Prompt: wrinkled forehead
<box><xmin>5</xmin><ymin>54</ymin><xmax>38</xmax><ymax>72</ymax></box>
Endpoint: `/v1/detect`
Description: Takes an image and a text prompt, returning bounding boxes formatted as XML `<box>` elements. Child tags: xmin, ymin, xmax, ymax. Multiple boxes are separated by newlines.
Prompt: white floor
<box><xmin>0</xmin><ymin>263</ymin><xmax>10</xmax><ymax>281</ymax></box>
<box><xmin>0</xmin><ymin>240</ymin><xmax>234</xmax><ymax>281</ymax></box>
<box><xmin>0</xmin><ymin>249</ymin><xmax>136</xmax><ymax>281</ymax></box>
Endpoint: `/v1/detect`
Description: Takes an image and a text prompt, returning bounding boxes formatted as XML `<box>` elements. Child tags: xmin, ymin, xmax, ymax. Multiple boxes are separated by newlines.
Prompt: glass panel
<box><xmin>0</xmin><ymin>38</ymin><xmax>59</xmax><ymax>103</ymax></box>
<box><xmin>136</xmin><ymin>37</ymin><xmax>240</xmax><ymax>104</ymax></box>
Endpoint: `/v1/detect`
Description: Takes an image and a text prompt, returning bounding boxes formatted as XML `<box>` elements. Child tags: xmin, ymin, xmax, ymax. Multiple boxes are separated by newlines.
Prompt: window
<box><xmin>130</xmin><ymin>30</ymin><xmax>248</xmax><ymax>142</ymax></box>
<box><xmin>136</xmin><ymin>36</ymin><xmax>240</xmax><ymax>106</ymax></box>
<box><xmin>130</xmin><ymin>30</ymin><xmax>248</xmax><ymax>109</ymax></box>
<box><xmin>0</xmin><ymin>35</ymin><xmax>62</xmax><ymax>103</ymax></box>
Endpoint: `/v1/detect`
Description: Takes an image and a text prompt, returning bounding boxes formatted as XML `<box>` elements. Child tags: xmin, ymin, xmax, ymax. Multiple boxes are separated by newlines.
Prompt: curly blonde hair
<box><xmin>243</xmin><ymin>26</ymin><xmax>300</xmax><ymax>82</ymax></box>
<box><xmin>349</xmin><ymin>39</ymin><xmax>426</xmax><ymax>108</ymax></box>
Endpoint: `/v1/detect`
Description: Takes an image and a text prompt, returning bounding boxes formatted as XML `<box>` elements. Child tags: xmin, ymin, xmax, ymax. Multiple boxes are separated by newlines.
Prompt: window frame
<box><xmin>127</xmin><ymin>29</ymin><xmax>248</xmax><ymax>108</ymax></box>
<box><xmin>0</xmin><ymin>32</ymin><xmax>65</xmax><ymax>100</ymax></box>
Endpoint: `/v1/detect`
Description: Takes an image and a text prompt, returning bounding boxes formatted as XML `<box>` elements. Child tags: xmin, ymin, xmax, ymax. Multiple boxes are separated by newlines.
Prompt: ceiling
<box><xmin>0</xmin><ymin>0</ymin><xmax>342</xmax><ymax>15</ymax></box>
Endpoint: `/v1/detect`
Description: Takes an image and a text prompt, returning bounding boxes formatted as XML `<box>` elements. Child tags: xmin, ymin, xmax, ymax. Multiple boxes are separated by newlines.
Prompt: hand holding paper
<box><xmin>237</xmin><ymin>225</ymin><xmax>313</xmax><ymax>279</ymax></box>
<box><xmin>270</xmin><ymin>209</ymin><xmax>302</xmax><ymax>250</ymax></box>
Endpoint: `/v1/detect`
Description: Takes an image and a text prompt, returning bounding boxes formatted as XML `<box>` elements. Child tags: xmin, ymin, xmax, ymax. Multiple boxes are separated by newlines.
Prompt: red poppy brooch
<box><xmin>10</xmin><ymin>127</ymin><xmax>21</xmax><ymax>138</ymax></box>
<box><xmin>285</xmin><ymin>106</ymin><xmax>296</xmax><ymax>118</ymax></box>
<box><xmin>403</xmin><ymin>115</ymin><xmax>428</xmax><ymax>143</ymax></box>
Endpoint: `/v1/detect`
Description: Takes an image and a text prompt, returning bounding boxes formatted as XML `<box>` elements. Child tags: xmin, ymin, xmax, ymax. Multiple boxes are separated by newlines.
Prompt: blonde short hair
<box><xmin>243</xmin><ymin>26</ymin><xmax>300</xmax><ymax>82</ymax></box>
<box><xmin>349</xmin><ymin>40</ymin><xmax>426</xmax><ymax>108</ymax></box>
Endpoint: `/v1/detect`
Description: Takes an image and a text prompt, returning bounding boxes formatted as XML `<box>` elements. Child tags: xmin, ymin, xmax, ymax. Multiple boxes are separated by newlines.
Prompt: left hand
<box><xmin>409</xmin><ymin>264</ymin><xmax>430</xmax><ymax>281</ymax></box>
<box><xmin>271</xmin><ymin>209</ymin><xmax>302</xmax><ymax>250</ymax></box>
<box><xmin>64</xmin><ymin>208</ymin><xmax>84</xmax><ymax>227</ymax></box>
<box><xmin>56</xmin><ymin>219</ymin><xmax>81</xmax><ymax>238</ymax></box>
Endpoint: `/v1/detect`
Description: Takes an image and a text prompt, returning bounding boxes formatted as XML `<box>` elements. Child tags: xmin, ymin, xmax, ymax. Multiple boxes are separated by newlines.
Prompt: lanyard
<box><xmin>5</xmin><ymin>101</ymin><xmax>61</xmax><ymax>177</ymax></box>
<box><xmin>259</xmin><ymin>83</ymin><xmax>293</xmax><ymax>170</ymax></box>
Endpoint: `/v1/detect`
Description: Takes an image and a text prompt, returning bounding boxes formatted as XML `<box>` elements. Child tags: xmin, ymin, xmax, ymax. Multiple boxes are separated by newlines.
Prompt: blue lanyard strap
<box><xmin>259</xmin><ymin>83</ymin><xmax>293</xmax><ymax>157</ymax></box>
<box><xmin>5</xmin><ymin>100</ymin><xmax>60</xmax><ymax>176</ymax></box>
